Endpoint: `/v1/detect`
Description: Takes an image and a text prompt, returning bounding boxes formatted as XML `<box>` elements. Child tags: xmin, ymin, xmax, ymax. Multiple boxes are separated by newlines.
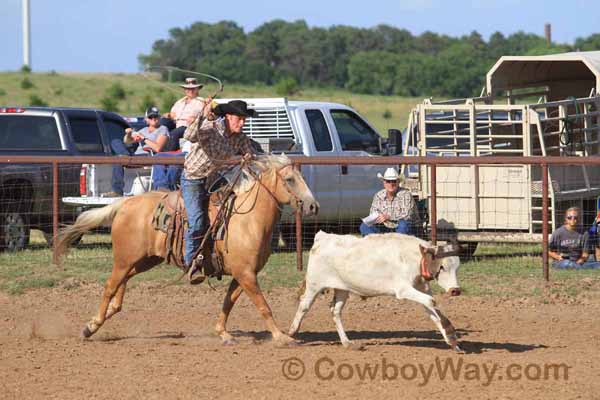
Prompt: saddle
<box><xmin>151</xmin><ymin>189</ymin><xmax>236</xmax><ymax>279</ymax></box>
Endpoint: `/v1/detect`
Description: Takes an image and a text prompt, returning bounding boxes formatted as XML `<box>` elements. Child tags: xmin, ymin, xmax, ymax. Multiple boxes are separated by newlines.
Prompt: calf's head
<box><xmin>419</xmin><ymin>243</ymin><xmax>461</xmax><ymax>296</ymax></box>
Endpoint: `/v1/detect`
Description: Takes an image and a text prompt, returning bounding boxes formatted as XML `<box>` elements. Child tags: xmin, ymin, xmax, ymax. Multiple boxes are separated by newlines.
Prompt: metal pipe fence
<box><xmin>3</xmin><ymin>155</ymin><xmax>600</xmax><ymax>281</ymax></box>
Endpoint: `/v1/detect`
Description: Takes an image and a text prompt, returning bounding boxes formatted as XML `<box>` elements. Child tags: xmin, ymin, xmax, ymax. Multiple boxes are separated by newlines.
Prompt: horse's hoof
<box><xmin>222</xmin><ymin>338</ymin><xmax>238</xmax><ymax>346</ymax></box>
<box><xmin>343</xmin><ymin>342</ymin><xmax>365</xmax><ymax>351</ymax></box>
<box><xmin>82</xmin><ymin>327</ymin><xmax>93</xmax><ymax>339</ymax></box>
<box><xmin>274</xmin><ymin>337</ymin><xmax>298</xmax><ymax>348</ymax></box>
<box><xmin>189</xmin><ymin>275</ymin><xmax>206</xmax><ymax>285</ymax></box>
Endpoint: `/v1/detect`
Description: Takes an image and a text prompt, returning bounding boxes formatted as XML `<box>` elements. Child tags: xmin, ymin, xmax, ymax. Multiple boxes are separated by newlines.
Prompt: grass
<box><xmin>1</xmin><ymin>233</ymin><xmax>599</xmax><ymax>299</ymax></box>
<box><xmin>0</xmin><ymin>71</ymin><xmax>420</xmax><ymax>134</ymax></box>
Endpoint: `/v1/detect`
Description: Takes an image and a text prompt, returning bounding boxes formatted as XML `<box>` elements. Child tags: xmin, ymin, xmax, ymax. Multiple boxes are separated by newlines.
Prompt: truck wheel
<box><xmin>0</xmin><ymin>212</ymin><xmax>30</xmax><ymax>252</ymax></box>
<box><xmin>459</xmin><ymin>242</ymin><xmax>478</xmax><ymax>260</ymax></box>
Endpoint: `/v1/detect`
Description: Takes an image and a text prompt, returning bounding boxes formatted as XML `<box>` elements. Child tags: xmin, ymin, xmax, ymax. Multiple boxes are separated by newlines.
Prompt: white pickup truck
<box><xmin>63</xmin><ymin>98</ymin><xmax>403</xmax><ymax>231</ymax></box>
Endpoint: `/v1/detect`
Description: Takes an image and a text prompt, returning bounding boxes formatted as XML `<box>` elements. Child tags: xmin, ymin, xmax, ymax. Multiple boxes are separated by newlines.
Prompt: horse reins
<box><xmin>242</xmin><ymin>164</ymin><xmax>304</xmax><ymax>213</ymax></box>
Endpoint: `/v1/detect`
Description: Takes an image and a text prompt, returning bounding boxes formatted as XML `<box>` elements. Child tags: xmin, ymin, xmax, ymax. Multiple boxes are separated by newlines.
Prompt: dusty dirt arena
<box><xmin>1</xmin><ymin>283</ymin><xmax>599</xmax><ymax>399</ymax></box>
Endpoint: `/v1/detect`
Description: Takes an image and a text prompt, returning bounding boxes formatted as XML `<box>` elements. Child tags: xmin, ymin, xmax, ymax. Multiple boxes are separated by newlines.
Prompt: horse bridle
<box><xmin>242</xmin><ymin>164</ymin><xmax>304</xmax><ymax>212</ymax></box>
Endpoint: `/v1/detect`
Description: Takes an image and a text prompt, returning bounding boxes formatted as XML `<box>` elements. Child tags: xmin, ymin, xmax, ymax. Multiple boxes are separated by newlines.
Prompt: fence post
<box><xmin>430</xmin><ymin>164</ymin><xmax>437</xmax><ymax>245</ymax></box>
<box><xmin>295</xmin><ymin>163</ymin><xmax>303</xmax><ymax>271</ymax></box>
<box><xmin>542</xmin><ymin>163</ymin><xmax>549</xmax><ymax>281</ymax></box>
<box><xmin>52</xmin><ymin>161</ymin><xmax>59</xmax><ymax>265</ymax></box>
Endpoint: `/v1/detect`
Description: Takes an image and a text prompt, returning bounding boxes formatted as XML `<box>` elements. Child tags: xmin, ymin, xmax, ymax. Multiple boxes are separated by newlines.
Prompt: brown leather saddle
<box><xmin>151</xmin><ymin>189</ymin><xmax>235</xmax><ymax>279</ymax></box>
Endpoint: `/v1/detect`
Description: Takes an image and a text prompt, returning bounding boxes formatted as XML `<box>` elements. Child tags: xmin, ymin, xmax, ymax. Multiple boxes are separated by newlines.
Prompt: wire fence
<box><xmin>2</xmin><ymin>155</ymin><xmax>600</xmax><ymax>281</ymax></box>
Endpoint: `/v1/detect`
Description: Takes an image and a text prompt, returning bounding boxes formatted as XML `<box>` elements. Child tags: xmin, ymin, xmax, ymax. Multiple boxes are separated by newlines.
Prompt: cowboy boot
<box><xmin>187</xmin><ymin>234</ymin><xmax>215</xmax><ymax>285</ymax></box>
<box><xmin>187</xmin><ymin>256</ymin><xmax>207</xmax><ymax>285</ymax></box>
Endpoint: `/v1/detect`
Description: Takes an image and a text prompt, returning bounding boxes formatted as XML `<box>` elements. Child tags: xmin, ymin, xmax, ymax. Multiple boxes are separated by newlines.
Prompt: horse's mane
<box><xmin>233</xmin><ymin>154</ymin><xmax>292</xmax><ymax>195</ymax></box>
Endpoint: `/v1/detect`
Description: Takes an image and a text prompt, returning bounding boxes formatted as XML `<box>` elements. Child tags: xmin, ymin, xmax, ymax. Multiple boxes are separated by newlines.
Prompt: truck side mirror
<box><xmin>388</xmin><ymin>129</ymin><xmax>403</xmax><ymax>155</ymax></box>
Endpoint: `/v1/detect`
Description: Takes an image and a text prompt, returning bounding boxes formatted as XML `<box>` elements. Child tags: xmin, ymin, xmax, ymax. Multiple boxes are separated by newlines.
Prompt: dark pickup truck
<box><xmin>0</xmin><ymin>106</ymin><xmax>133</xmax><ymax>251</ymax></box>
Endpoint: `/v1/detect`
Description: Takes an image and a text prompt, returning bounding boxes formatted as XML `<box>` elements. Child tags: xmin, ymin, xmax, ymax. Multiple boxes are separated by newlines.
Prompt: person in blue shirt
<box><xmin>549</xmin><ymin>207</ymin><xmax>600</xmax><ymax>269</ymax></box>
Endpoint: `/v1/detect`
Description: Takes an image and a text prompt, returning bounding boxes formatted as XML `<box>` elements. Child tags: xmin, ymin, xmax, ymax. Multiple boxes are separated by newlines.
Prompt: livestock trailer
<box><xmin>402</xmin><ymin>51</ymin><xmax>600</xmax><ymax>248</ymax></box>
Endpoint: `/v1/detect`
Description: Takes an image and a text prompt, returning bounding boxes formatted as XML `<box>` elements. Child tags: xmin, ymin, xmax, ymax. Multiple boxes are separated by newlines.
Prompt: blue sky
<box><xmin>1</xmin><ymin>0</ymin><xmax>597</xmax><ymax>72</ymax></box>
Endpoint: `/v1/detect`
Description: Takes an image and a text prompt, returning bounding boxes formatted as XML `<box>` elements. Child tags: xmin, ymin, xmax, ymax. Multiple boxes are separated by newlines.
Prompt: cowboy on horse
<box><xmin>181</xmin><ymin>100</ymin><xmax>258</xmax><ymax>283</ymax></box>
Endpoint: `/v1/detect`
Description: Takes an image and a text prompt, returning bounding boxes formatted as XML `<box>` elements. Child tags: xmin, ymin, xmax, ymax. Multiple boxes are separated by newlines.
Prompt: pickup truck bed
<box><xmin>0</xmin><ymin>106</ymin><xmax>137</xmax><ymax>251</ymax></box>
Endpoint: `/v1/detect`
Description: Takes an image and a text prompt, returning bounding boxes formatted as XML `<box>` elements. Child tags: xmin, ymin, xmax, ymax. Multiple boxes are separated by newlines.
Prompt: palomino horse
<box><xmin>55</xmin><ymin>155</ymin><xmax>319</xmax><ymax>345</ymax></box>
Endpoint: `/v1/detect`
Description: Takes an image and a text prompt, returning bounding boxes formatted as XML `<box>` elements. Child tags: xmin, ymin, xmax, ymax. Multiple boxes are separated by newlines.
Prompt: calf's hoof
<box><xmin>222</xmin><ymin>338</ymin><xmax>238</xmax><ymax>346</ymax></box>
<box><xmin>453</xmin><ymin>344</ymin><xmax>465</xmax><ymax>354</ymax></box>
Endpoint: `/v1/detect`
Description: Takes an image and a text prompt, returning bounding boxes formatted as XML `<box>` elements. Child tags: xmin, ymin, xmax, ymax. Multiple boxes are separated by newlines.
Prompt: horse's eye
<box><xmin>285</xmin><ymin>177</ymin><xmax>294</xmax><ymax>183</ymax></box>
<box><xmin>440</xmin><ymin>265</ymin><xmax>445</xmax><ymax>271</ymax></box>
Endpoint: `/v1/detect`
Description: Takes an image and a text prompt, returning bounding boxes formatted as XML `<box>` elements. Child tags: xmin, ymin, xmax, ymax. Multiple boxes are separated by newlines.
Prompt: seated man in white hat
<box><xmin>359</xmin><ymin>167</ymin><xmax>417</xmax><ymax>236</ymax></box>
<box><xmin>163</xmin><ymin>77</ymin><xmax>207</xmax><ymax>152</ymax></box>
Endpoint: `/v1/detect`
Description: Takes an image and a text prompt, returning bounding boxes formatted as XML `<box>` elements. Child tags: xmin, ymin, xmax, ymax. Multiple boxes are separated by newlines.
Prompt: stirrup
<box><xmin>187</xmin><ymin>256</ymin><xmax>206</xmax><ymax>285</ymax></box>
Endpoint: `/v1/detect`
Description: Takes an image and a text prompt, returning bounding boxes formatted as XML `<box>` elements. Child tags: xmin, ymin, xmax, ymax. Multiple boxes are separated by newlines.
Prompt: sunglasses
<box><xmin>147</xmin><ymin>115</ymin><xmax>159</xmax><ymax>119</ymax></box>
<box><xmin>384</xmin><ymin>180</ymin><xmax>398</xmax><ymax>184</ymax></box>
<box><xmin>566</xmin><ymin>215</ymin><xmax>578</xmax><ymax>220</ymax></box>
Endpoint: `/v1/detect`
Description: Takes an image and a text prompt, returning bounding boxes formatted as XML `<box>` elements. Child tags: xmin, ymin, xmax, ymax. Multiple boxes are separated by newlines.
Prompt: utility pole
<box><xmin>22</xmin><ymin>0</ymin><xmax>31</xmax><ymax>69</ymax></box>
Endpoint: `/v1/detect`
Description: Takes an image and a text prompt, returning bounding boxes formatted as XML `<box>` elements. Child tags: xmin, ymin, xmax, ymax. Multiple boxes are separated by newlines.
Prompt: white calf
<box><xmin>289</xmin><ymin>231</ymin><xmax>463</xmax><ymax>351</ymax></box>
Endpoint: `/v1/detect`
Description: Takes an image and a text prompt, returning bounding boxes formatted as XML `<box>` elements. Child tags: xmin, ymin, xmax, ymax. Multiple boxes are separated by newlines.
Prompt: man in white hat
<box><xmin>359</xmin><ymin>167</ymin><xmax>417</xmax><ymax>236</ymax></box>
<box><xmin>153</xmin><ymin>78</ymin><xmax>210</xmax><ymax>190</ymax></box>
<box><xmin>162</xmin><ymin>77</ymin><xmax>207</xmax><ymax>152</ymax></box>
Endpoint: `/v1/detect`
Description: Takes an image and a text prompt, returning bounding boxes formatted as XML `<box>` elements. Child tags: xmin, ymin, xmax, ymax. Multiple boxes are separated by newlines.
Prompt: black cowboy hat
<box><xmin>214</xmin><ymin>100</ymin><xmax>258</xmax><ymax>118</ymax></box>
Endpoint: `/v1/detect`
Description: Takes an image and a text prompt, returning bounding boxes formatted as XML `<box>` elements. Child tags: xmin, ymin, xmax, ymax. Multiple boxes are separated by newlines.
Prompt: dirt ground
<box><xmin>1</xmin><ymin>282</ymin><xmax>599</xmax><ymax>400</ymax></box>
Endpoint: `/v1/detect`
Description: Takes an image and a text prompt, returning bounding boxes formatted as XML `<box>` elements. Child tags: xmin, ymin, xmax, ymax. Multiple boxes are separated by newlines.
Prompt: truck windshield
<box><xmin>330</xmin><ymin>109</ymin><xmax>380</xmax><ymax>153</ymax></box>
<box><xmin>0</xmin><ymin>115</ymin><xmax>62</xmax><ymax>150</ymax></box>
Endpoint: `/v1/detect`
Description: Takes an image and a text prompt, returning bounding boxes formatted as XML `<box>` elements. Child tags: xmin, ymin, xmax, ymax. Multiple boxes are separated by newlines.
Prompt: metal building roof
<box><xmin>486</xmin><ymin>51</ymin><xmax>600</xmax><ymax>95</ymax></box>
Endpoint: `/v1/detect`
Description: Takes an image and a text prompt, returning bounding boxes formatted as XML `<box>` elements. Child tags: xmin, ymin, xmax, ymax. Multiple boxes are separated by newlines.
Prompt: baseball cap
<box><xmin>145</xmin><ymin>106</ymin><xmax>160</xmax><ymax>118</ymax></box>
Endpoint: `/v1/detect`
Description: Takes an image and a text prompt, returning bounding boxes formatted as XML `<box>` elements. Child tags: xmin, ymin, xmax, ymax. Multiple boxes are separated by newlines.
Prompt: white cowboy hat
<box><xmin>376</xmin><ymin>167</ymin><xmax>402</xmax><ymax>181</ymax></box>
<box><xmin>179</xmin><ymin>77</ymin><xmax>203</xmax><ymax>89</ymax></box>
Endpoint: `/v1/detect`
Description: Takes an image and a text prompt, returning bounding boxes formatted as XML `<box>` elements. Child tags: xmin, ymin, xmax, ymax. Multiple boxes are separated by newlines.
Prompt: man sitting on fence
<box><xmin>102</xmin><ymin>106</ymin><xmax>168</xmax><ymax>197</ymax></box>
<box><xmin>359</xmin><ymin>167</ymin><xmax>417</xmax><ymax>236</ymax></box>
<box><xmin>549</xmin><ymin>207</ymin><xmax>600</xmax><ymax>269</ymax></box>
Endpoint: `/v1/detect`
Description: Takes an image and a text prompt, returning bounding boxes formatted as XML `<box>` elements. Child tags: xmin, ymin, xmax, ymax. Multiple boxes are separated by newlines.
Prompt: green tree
<box><xmin>107</xmin><ymin>82</ymin><xmax>126</xmax><ymax>100</ymax></box>
<box><xmin>346</xmin><ymin>51</ymin><xmax>399</xmax><ymax>95</ymax></box>
<box><xmin>574</xmin><ymin>34</ymin><xmax>600</xmax><ymax>51</ymax></box>
<box><xmin>20</xmin><ymin>77</ymin><xmax>34</xmax><ymax>89</ymax></box>
<box><xmin>100</xmin><ymin>96</ymin><xmax>119</xmax><ymax>112</ymax></box>
<box><xmin>28</xmin><ymin>94</ymin><xmax>48</xmax><ymax>106</ymax></box>
<box><xmin>140</xmin><ymin>94</ymin><xmax>155</xmax><ymax>113</ymax></box>
<box><xmin>161</xmin><ymin>92</ymin><xmax>178</xmax><ymax>114</ymax></box>
<box><xmin>275</xmin><ymin>77</ymin><xmax>300</xmax><ymax>96</ymax></box>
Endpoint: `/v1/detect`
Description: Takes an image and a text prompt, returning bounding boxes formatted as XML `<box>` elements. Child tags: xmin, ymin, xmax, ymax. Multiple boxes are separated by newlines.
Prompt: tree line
<box><xmin>139</xmin><ymin>20</ymin><xmax>600</xmax><ymax>98</ymax></box>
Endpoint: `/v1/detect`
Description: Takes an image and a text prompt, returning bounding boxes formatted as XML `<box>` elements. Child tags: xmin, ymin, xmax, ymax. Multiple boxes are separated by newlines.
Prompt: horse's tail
<box><xmin>54</xmin><ymin>198</ymin><xmax>127</xmax><ymax>264</ymax></box>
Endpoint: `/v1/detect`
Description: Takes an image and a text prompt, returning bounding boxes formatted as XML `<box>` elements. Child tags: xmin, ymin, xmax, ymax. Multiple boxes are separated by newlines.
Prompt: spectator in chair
<box><xmin>549</xmin><ymin>207</ymin><xmax>600</xmax><ymax>269</ymax></box>
<box><xmin>162</xmin><ymin>77</ymin><xmax>206</xmax><ymax>152</ymax></box>
<box><xmin>102</xmin><ymin>106</ymin><xmax>168</xmax><ymax>197</ymax></box>
<box><xmin>359</xmin><ymin>167</ymin><xmax>417</xmax><ymax>236</ymax></box>
<box><xmin>151</xmin><ymin>78</ymin><xmax>210</xmax><ymax>191</ymax></box>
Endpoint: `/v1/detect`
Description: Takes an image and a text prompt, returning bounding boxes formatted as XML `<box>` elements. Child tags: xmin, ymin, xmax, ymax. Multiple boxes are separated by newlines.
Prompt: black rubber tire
<box><xmin>0</xmin><ymin>212</ymin><xmax>30</xmax><ymax>252</ymax></box>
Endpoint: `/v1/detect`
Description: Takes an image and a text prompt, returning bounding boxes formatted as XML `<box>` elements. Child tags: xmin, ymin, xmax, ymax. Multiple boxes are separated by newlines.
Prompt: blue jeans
<box><xmin>151</xmin><ymin>152</ymin><xmax>185</xmax><ymax>190</ymax></box>
<box><xmin>181</xmin><ymin>174</ymin><xmax>208</xmax><ymax>266</ymax></box>
<box><xmin>110</xmin><ymin>139</ymin><xmax>144</xmax><ymax>195</ymax></box>
<box><xmin>359</xmin><ymin>220</ymin><xmax>412</xmax><ymax>236</ymax></box>
<box><xmin>552</xmin><ymin>257</ymin><xmax>600</xmax><ymax>269</ymax></box>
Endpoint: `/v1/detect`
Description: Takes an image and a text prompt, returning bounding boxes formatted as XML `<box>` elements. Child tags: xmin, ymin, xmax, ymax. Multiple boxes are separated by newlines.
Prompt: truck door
<box><xmin>327</xmin><ymin>109</ymin><xmax>389</xmax><ymax>221</ymax></box>
<box><xmin>302</xmin><ymin>109</ymin><xmax>341</xmax><ymax>223</ymax></box>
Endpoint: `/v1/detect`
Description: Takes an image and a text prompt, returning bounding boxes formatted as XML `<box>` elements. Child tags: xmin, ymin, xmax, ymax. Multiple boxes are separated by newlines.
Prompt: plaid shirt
<box><xmin>183</xmin><ymin>117</ymin><xmax>254</xmax><ymax>180</ymax></box>
<box><xmin>370</xmin><ymin>188</ymin><xmax>416</xmax><ymax>228</ymax></box>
